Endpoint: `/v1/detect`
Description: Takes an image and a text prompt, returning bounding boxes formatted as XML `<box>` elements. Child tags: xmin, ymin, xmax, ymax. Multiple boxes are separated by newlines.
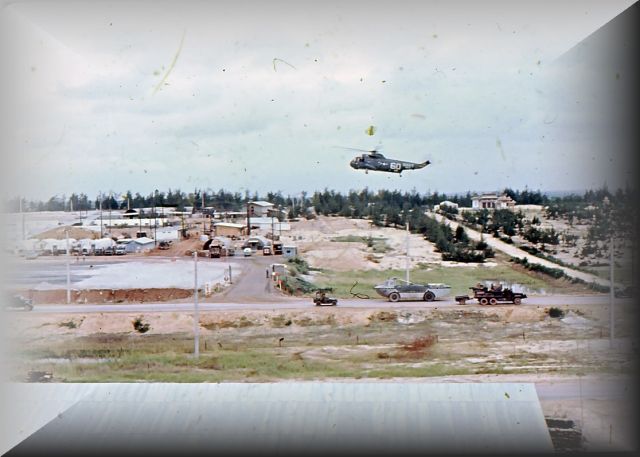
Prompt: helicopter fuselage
<box><xmin>350</xmin><ymin>153</ymin><xmax>430</xmax><ymax>174</ymax></box>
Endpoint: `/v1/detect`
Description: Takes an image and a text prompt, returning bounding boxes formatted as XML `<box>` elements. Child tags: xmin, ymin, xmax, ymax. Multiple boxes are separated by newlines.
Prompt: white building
<box><xmin>471</xmin><ymin>193</ymin><xmax>516</xmax><ymax>210</ymax></box>
<box><xmin>246</xmin><ymin>201</ymin><xmax>274</xmax><ymax>217</ymax></box>
<box><xmin>248</xmin><ymin>217</ymin><xmax>291</xmax><ymax>233</ymax></box>
<box><xmin>434</xmin><ymin>200</ymin><xmax>459</xmax><ymax>211</ymax></box>
<box><xmin>125</xmin><ymin>237</ymin><xmax>156</xmax><ymax>253</ymax></box>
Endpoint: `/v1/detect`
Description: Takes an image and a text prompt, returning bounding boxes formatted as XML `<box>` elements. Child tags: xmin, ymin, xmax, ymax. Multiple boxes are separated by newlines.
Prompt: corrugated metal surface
<box><xmin>3</xmin><ymin>382</ymin><xmax>553</xmax><ymax>454</ymax></box>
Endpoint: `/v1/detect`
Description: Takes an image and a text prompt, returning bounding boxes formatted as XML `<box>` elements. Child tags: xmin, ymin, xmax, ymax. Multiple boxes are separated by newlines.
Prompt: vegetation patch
<box><xmin>401</xmin><ymin>335</ymin><xmax>438</xmax><ymax>352</ymax></box>
<box><xmin>58</xmin><ymin>320</ymin><xmax>80</xmax><ymax>329</ymax></box>
<box><xmin>369</xmin><ymin>311</ymin><xmax>398</xmax><ymax>322</ymax></box>
<box><xmin>271</xmin><ymin>315</ymin><xmax>293</xmax><ymax>327</ymax></box>
<box><xmin>548</xmin><ymin>307</ymin><xmax>565</xmax><ymax>318</ymax></box>
<box><xmin>132</xmin><ymin>316</ymin><xmax>150</xmax><ymax>333</ymax></box>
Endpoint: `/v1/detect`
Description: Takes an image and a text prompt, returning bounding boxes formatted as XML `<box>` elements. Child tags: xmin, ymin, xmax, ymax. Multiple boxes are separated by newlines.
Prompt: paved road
<box><xmin>429</xmin><ymin>212</ymin><xmax>619</xmax><ymax>288</ymax></box>
<box><xmin>26</xmin><ymin>294</ymin><xmax>630</xmax><ymax>314</ymax></box>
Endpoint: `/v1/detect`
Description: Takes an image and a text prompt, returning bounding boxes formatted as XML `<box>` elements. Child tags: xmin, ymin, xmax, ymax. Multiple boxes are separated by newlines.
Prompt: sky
<box><xmin>0</xmin><ymin>0</ymin><xmax>636</xmax><ymax>201</ymax></box>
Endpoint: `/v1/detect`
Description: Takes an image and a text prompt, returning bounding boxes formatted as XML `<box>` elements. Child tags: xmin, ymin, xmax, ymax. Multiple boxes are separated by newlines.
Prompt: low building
<box><xmin>243</xmin><ymin>235</ymin><xmax>271</xmax><ymax>251</ymax></box>
<box><xmin>156</xmin><ymin>229</ymin><xmax>179</xmax><ymax>241</ymax></box>
<box><xmin>434</xmin><ymin>200</ymin><xmax>459</xmax><ymax>211</ymax></box>
<box><xmin>247</xmin><ymin>217</ymin><xmax>291</xmax><ymax>233</ymax></box>
<box><xmin>282</xmin><ymin>245</ymin><xmax>298</xmax><ymax>258</ymax></box>
<box><xmin>213</xmin><ymin>222</ymin><xmax>246</xmax><ymax>238</ymax></box>
<box><xmin>125</xmin><ymin>236</ymin><xmax>155</xmax><ymax>253</ymax></box>
<box><xmin>471</xmin><ymin>193</ymin><xmax>516</xmax><ymax>210</ymax></box>
<box><xmin>246</xmin><ymin>201</ymin><xmax>274</xmax><ymax>217</ymax></box>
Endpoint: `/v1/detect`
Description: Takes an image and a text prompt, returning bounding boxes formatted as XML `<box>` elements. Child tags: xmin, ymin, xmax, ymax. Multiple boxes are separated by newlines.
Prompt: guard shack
<box><xmin>282</xmin><ymin>245</ymin><xmax>297</xmax><ymax>259</ymax></box>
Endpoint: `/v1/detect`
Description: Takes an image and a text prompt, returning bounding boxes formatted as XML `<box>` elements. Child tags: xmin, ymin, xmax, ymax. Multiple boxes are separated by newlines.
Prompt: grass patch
<box><xmin>58</xmin><ymin>320</ymin><xmax>79</xmax><ymax>329</ymax></box>
<box><xmin>330</xmin><ymin>235</ymin><xmax>390</xmax><ymax>253</ymax></box>
<box><xmin>313</xmin><ymin>259</ymin><xmax>572</xmax><ymax>297</ymax></box>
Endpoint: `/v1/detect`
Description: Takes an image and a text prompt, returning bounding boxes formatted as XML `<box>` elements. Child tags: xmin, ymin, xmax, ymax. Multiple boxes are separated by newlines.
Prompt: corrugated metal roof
<box><xmin>3</xmin><ymin>382</ymin><xmax>552</xmax><ymax>454</ymax></box>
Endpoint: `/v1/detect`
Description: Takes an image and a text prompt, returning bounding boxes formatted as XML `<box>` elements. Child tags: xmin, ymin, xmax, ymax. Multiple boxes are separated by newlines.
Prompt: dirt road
<box><xmin>430</xmin><ymin>212</ymin><xmax>619</xmax><ymax>288</ymax></box>
<box><xmin>215</xmin><ymin>255</ymin><xmax>289</xmax><ymax>303</ymax></box>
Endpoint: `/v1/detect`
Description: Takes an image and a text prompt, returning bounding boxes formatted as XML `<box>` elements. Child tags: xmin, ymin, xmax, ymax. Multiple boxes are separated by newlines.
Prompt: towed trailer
<box><xmin>455</xmin><ymin>285</ymin><xmax>527</xmax><ymax>305</ymax></box>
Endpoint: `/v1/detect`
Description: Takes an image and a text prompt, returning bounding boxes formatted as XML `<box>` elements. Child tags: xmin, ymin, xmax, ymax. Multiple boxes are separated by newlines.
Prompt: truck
<box><xmin>272</xmin><ymin>241</ymin><xmax>283</xmax><ymax>255</ymax></box>
<box><xmin>313</xmin><ymin>290</ymin><xmax>338</xmax><ymax>306</ymax></box>
<box><xmin>455</xmin><ymin>284</ymin><xmax>527</xmax><ymax>305</ymax></box>
<box><xmin>209</xmin><ymin>240</ymin><xmax>222</xmax><ymax>258</ymax></box>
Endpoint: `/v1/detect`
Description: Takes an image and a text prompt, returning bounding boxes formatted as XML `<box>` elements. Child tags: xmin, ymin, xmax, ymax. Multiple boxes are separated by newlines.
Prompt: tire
<box><xmin>389</xmin><ymin>292</ymin><xmax>400</xmax><ymax>302</ymax></box>
<box><xmin>479</xmin><ymin>298</ymin><xmax>489</xmax><ymax>306</ymax></box>
<box><xmin>423</xmin><ymin>291</ymin><xmax>435</xmax><ymax>302</ymax></box>
<box><xmin>489</xmin><ymin>298</ymin><xmax>498</xmax><ymax>305</ymax></box>
<box><xmin>332</xmin><ymin>300</ymin><xmax>338</xmax><ymax>306</ymax></box>
<box><xmin>457</xmin><ymin>299</ymin><xmax>466</xmax><ymax>305</ymax></box>
<box><xmin>513</xmin><ymin>297</ymin><xmax>521</xmax><ymax>305</ymax></box>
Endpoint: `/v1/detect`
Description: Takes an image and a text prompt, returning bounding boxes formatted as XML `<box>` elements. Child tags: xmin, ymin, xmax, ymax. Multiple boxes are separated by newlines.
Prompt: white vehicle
<box><xmin>243</xmin><ymin>247</ymin><xmax>252</xmax><ymax>257</ymax></box>
<box><xmin>374</xmin><ymin>277</ymin><xmax>451</xmax><ymax>302</ymax></box>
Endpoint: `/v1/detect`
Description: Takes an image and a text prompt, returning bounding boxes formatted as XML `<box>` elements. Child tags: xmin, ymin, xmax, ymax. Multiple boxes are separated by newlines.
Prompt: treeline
<box><xmin>6</xmin><ymin>186</ymin><xmax>635</xmax><ymax>231</ymax></box>
<box><xmin>404</xmin><ymin>209</ymin><xmax>494</xmax><ymax>262</ymax></box>
<box><xmin>5</xmin><ymin>188</ymin><xmax>475</xmax><ymax>216</ymax></box>
<box><xmin>5</xmin><ymin>189</ymin><xmax>306</xmax><ymax>214</ymax></box>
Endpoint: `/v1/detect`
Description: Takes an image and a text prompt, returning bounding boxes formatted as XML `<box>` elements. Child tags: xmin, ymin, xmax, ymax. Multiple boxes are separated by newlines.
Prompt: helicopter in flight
<box><xmin>342</xmin><ymin>147</ymin><xmax>431</xmax><ymax>175</ymax></box>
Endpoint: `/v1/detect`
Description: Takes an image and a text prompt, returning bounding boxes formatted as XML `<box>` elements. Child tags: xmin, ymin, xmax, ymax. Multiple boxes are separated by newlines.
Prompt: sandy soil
<box><xmin>284</xmin><ymin>216</ymin><xmax>484</xmax><ymax>271</ymax></box>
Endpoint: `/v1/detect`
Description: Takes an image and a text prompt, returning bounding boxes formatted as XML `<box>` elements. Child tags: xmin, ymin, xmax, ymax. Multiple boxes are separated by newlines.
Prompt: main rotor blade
<box><xmin>333</xmin><ymin>146</ymin><xmax>381</xmax><ymax>153</ymax></box>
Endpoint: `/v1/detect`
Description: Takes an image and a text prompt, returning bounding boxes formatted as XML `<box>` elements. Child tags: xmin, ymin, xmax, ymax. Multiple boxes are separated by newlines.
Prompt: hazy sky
<box><xmin>0</xmin><ymin>0</ymin><xmax>635</xmax><ymax>201</ymax></box>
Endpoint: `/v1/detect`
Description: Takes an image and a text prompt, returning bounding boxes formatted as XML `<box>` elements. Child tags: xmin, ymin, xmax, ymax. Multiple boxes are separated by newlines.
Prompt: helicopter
<box><xmin>343</xmin><ymin>147</ymin><xmax>431</xmax><ymax>175</ymax></box>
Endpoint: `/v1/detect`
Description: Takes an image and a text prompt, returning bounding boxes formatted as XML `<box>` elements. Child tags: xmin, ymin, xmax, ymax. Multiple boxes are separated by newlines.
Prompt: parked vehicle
<box><xmin>158</xmin><ymin>241</ymin><xmax>171</xmax><ymax>250</ymax></box>
<box><xmin>313</xmin><ymin>290</ymin><xmax>338</xmax><ymax>306</ymax></box>
<box><xmin>374</xmin><ymin>277</ymin><xmax>451</xmax><ymax>302</ymax></box>
<box><xmin>263</xmin><ymin>246</ymin><xmax>272</xmax><ymax>255</ymax></box>
<box><xmin>272</xmin><ymin>241</ymin><xmax>283</xmax><ymax>255</ymax></box>
<box><xmin>23</xmin><ymin>250</ymin><xmax>39</xmax><ymax>260</ymax></box>
<box><xmin>243</xmin><ymin>247</ymin><xmax>252</xmax><ymax>257</ymax></box>
<box><xmin>4</xmin><ymin>295</ymin><xmax>33</xmax><ymax>312</ymax></box>
<box><xmin>615</xmin><ymin>286</ymin><xmax>635</xmax><ymax>298</ymax></box>
<box><xmin>115</xmin><ymin>245</ymin><xmax>127</xmax><ymax>255</ymax></box>
<box><xmin>209</xmin><ymin>241</ymin><xmax>222</xmax><ymax>258</ymax></box>
<box><xmin>455</xmin><ymin>283</ymin><xmax>527</xmax><ymax>305</ymax></box>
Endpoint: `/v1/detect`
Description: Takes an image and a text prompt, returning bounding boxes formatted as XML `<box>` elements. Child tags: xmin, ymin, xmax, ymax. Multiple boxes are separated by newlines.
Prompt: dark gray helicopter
<box><xmin>343</xmin><ymin>147</ymin><xmax>431</xmax><ymax>174</ymax></box>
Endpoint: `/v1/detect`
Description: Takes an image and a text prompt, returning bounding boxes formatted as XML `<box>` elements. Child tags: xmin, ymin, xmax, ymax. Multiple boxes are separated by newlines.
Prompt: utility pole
<box><xmin>65</xmin><ymin>229</ymin><xmax>71</xmax><ymax>304</ymax></box>
<box><xmin>193</xmin><ymin>251</ymin><xmax>200</xmax><ymax>358</ymax></box>
<box><xmin>610</xmin><ymin>235</ymin><xmax>615</xmax><ymax>347</ymax></box>
<box><xmin>108</xmin><ymin>191</ymin><xmax>112</xmax><ymax>234</ymax></box>
<box><xmin>154</xmin><ymin>190</ymin><xmax>158</xmax><ymax>246</ymax></box>
<box><xmin>247</xmin><ymin>201</ymin><xmax>252</xmax><ymax>236</ymax></box>
<box><xmin>99</xmin><ymin>192</ymin><xmax>103</xmax><ymax>238</ymax></box>
<box><xmin>405</xmin><ymin>222</ymin><xmax>410</xmax><ymax>283</ymax></box>
<box><xmin>20</xmin><ymin>197</ymin><xmax>25</xmax><ymax>240</ymax></box>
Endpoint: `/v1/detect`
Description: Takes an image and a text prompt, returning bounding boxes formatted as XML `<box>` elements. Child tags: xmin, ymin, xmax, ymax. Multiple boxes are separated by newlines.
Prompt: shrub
<box><xmin>548</xmin><ymin>307</ymin><xmax>565</xmax><ymax>318</ymax></box>
<box><xmin>133</xmin><ymin>316</ymin><xmax>150</xmax><ymax>333</ymax></box>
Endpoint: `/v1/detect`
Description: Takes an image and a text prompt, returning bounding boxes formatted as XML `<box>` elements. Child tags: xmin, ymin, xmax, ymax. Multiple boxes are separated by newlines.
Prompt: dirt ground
<box><xmin>6</xmin><ymin>300</ymin><xmax>637</xmax><ymax>452</ymax></box>
<box><xmin>24</xmin><ymin>288</ymin><xmax>194</xmax><ymax>305</ymax></box>
<box><xmin>284</xmin><ymin>216</ymin><xmax>481</xmax><ymax>271</ymax></box>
